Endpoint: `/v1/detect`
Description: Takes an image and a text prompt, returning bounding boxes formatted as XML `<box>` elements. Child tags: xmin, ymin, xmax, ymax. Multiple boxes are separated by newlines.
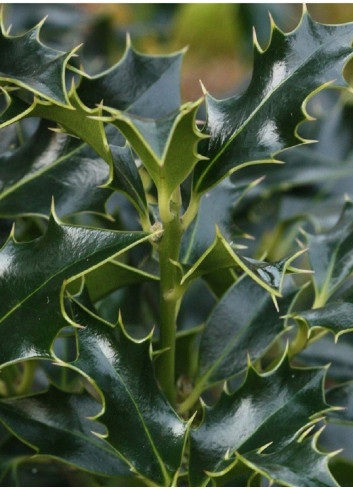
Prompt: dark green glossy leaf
<box><xmin>305</xmin><ymin>200</ymin><xmax>353</xmax><ymax>306</ymax></box>
<box><xmin>0</xmin><ymin>429</ymin><xmax>34</xmax><ymax>486</ymax></box>
<box><xmin>0</xmin><ymin>120</ymin><xmax>112</xmax><ymax>218</ymax></box>
<box><xmin>77</xmin><ymin>41</ymin><xmax>184</xmax><ymax>119</ymax></box>
<box><xmin>0</xmin><ymin>87</ymin><xmax>114</xmax><ymax>177</ymax></box>
<box><xmin>84</xmin><ymin>258</ymin><xmax>159</xmax><ymax>303</ymax></box>
<box><xmin>68</xmin><ymin>297</ymin><xmax>188</xmax><ymax>486</ymax></box>
<box><xmin>228</xmin><ymin>94</ymin><xmax>353</xmax><ymax>202</ymax></box>
<box><xmin>0</xmin><ymin>211</ymin><xmax>149</xmax><ymax>367</ymax></box>
<box><xmin>179</xmin><ymin>228</ymin><xmax>305</xmax><ymax>298</ymax></box>
<box><xmin>239</xmin><ymin>433</ymin><xmax>337</xmax><ymax>487</ymax></box>
<box><xmin>194</xmin><ymin>10</ymin><xmax>353</xmax><ymax>193</ymax></box>
<box><xmin>180</xmin><ymin>178</ymin><xmax>259</xmax><ymax>265</ymax></box>
<box><xmin>326</xmin><ymin>381</ymin><xmax>353</xmax><ymax>423</ymax></box>
<box><xmin>197</xmin><ymin>276</ymin><xmax>296</xmax><ymax>387</ymax></box>
<box><xmin>292</xmin><ymin>302</ymin><xmax>353</xmax><ymax>339</ymax></box>
<box><xmin>109</xmin><ymin>144</ymin><xmax>147</xmax><ymax>216</ymax></box>
<box><xmin>0</xmin><ymin>16</ymin><xmax>73</xmax><ymax>105</ymax></box>
<box><xmin>0</xmin><ymin>387</ymin><xmax>130</xmax><ymax>477</ymax></box>
<box><xmin>189</xmin><ymin>359</ymin><xmax>329</xmax><ymax>485</ymax></box>
<box><xmin>298</xmin><ymin>333</ymin><xmax>353</xmax><ymax>382</ymax></box>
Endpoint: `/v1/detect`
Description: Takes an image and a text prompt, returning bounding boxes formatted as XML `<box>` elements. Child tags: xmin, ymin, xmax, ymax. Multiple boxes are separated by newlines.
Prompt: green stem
<box><xmin>156</xmin><ymin>188</ymin><xmax>183</xmax><ymax>407</ymax></box>
<box><xmin>181</xmin><ymin>191</ymin><xmax>201</xmax><ymax>231</ymax></box>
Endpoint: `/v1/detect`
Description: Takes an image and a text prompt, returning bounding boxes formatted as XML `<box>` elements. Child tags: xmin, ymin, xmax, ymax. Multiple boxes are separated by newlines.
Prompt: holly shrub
<box><xmin>1</xmin><ymin>5</ymin><xmax>353</xmax><ymax>487</ymax></box>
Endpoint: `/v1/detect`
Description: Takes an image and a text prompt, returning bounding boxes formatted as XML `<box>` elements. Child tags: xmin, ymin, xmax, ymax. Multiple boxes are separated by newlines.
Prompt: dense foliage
<box><xmin>2</xmin><ymin>6</ymin><xmax>353</xmax><ymax>487</ymax></box>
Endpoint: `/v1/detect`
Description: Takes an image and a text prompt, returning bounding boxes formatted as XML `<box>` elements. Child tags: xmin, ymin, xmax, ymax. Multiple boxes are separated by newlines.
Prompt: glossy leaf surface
<box><xmin>104</xmin><ymin>100</ymin><xmax>206</xmax><ymax>202</ymax></box>
<box><xmin>180</xmin><ymin>178</ymin><xmax>258</xmax><ymax>265</ymax></box>
<box><xmin>189</xmin><ymin>359</ymin><xmax>329</xmax><ymax>485</ymax></box>
<box><xmin>239</xmin><ymin>435</ymin><xmax>337</xmax><ymax>487</ymax></box>
<box><xmin>0</xmin><ymin>17</ymin><xmax>72</xmax><ymax>105</ymax></box>
<box><xmin>194</xmin><ymin>11</ymin><xmax>353</xmax><ymax>193</ymax></box>
<box><xmin>69</xmin><ymin>297</ymin><xmax>187</xmax><ymax>486</ymax></box>
<box><xmin>77</xmin><ymin>42</ymin><xmax>184</xmax><ymax>119</ymax></box>
<box><xmin>305</xmin><ymin>200</ymin><xmax>353</xmax><ymax>305</ymax></box>
<box><xmin>197</xmin><ymin>276</ymin><xmax>296</xmax><ymax>386</ymax></box>
<box><xmin>0</xmin><ymin>388</ymin><xmax>130</xmax><ymax>477</ymax></box>
<box><xmin>0</xmin><ymin>212</ymin><xmax>148</xmax><ymax>367</ymax></box>
<box><xmin>109</xmin><ymin>144</ymin><xmax>147</xmax><ymax>215</ymax></box>
<box><xmin>179</xmin><ymin>228</ymin><xmax>303</xmax><ymax>297</ymax></box>
<box><xmin>0</xmin><ymin>121</ymin><xmax>111</xmax><ymax>218</ymax></box>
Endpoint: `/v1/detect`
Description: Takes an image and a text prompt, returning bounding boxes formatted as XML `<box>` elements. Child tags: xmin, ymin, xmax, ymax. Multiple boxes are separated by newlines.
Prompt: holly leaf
<box><xmin>0</xmin><ymin>15</ymin><xmax>74</xmax><ymax>106</ymax></box>
<box><xmin>77</xmin><ymin>39</ymin><xmax>185</xmax><ymax>119</ymax></box>
<box><xmin>290</xmin><ymin>301</ymin><xmax>353</xmax><ymax>340</ymax></box>
<box><xmin>238</xmin><ymin>432</ymin><xmax>338</xmax><ymax>487</ymax></box>
<box><xmin>189</xmin><ymin>358</ymin><xmax>329</xmax><ymax>485</ymax></box>
<box><xmin>0</xmin><ymin>88</ymin><xmax>113</xmax><ymax>173</ymax></box>
<box><xmin>304</xmin><ymin>200</ymin><xmax>353</xmax><ymax>307</ymax></box>
<box><xmin>326</xmin><ymin>381</ymin><xmax>353</xmax><ymax>423</ymax></box>
<box><xmin>0</xmin><ymin>388</ymin><xmax>131</xmax><ymax>477</ymax></box>
<box><xmin>195</xmin><ymin>276</ymin><xmax>296</xmax><ymax>389</ymax></box>
<box><xmin>298</xmin><ymin>333</ymin><xmax>353</xmax><ymax>382</ymax></box>
<box><xmin>180</xmin><ymin>177</ymin><xmax>261</xmax><ymax>265</ymax></box>
<box><xmin>228</xmin><ymin>93</ymin><xmax>353</xmax><ymax>203</ymax></box>
<box><xmin>0</xmin><ymin>120</ymin><xmax>112</xmax><ymax>218</ymax></box>
<box><xmin>109</xmin><ymin>144</ymin><xmax>148</xmax><ymax>217</ymax></box>
<box><xmin>193</xmin><ymin>9</ymin><xmax>353</xmax><ymax>194</ymax></box>
<box><xmin>84</xmin><ymin>258</ymin><xmax>159</xmax><ymax>303</ymax></box>
<box><xmin>100</xmin><ymin>99</ymin><xmax>207</xmax><ymax>210</ymax></box>
<box><xmin>0</xmin><ymin>208</ymin><xmax>150</xmax><ymax>367</ymax></box>
<box><xmin>178</xmin><ymin>227</ymin><xmax>306</xmax><ymax>298</ymax></box>
<box><xmin>65</xmin><ymin>296</ymin><xmax>188</xmax><ymax>486</ymax></box>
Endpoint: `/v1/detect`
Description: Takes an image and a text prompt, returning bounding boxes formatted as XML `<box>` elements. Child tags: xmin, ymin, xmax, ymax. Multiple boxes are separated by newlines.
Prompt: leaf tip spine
<box><xmin>271</xmin><ymin>294</ymin><xmax>279</xmax><ymax>312</ymax></box>
<box><xmin>252</xmin><ymin>26</ymin><xmax>263</xmax><ymax>53</ymax></box>
<box><xmin>199</xmin><ymin>80</ymin><xmax>208</xmax><ymax>96</ymax></box>
<box><xmin>126</xmin><ymin>31</ymin><xmax>132</xmax><ymax>48</ymax></box>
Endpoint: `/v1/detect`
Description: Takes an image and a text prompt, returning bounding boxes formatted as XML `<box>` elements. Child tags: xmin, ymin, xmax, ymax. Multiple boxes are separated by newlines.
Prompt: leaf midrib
<box><xmin>111</xmin><ymin>365</ymin><xmax>171</xmax><ymax>485</ymax></box>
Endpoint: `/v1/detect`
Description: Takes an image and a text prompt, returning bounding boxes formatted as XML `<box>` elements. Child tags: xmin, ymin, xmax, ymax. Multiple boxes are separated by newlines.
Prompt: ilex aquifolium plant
<box><xmin>1</xmin><ymin>7</ymin><xmax>353</xmax><ymax>487</ymax></box>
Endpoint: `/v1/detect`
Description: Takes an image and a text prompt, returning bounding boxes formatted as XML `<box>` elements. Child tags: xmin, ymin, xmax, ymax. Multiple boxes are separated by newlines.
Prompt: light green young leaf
<box><xmin>83</xmin><ymin>258</ymin><xmax>159</xmax><ymax>303</ymax></box>
<box><xmin>100</xmin><ymin>99</ymin><xmax>207</xmax><ymax>214</ymax></box>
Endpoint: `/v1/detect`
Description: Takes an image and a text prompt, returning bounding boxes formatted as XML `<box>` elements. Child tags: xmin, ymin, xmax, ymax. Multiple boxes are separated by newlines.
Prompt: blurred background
<box><xmin>3</xmin><ymin>3</ymin><xmax>353</xmax><ymax>102</ymax></box>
